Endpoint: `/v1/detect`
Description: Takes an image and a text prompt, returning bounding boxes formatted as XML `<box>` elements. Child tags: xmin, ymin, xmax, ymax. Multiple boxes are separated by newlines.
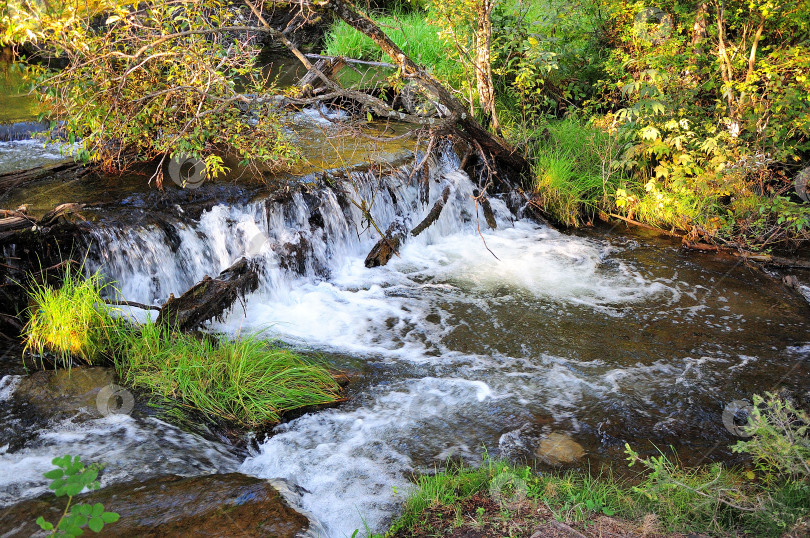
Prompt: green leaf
<box><xmin>44</xmin><ymin>469</ymin><xmax>64</xmax><ymax>480</ymax></box>
<box><xmin>101</xmin><ymin>512</ymin><xmax>119</xmax><ymax>524</ymax></box>
<box><xmin>88</xmin><ymin>517</ymin><xmax>104</xmax><ymax>533</ymax></box>
<box><xmin>91</xmin><ymin>504</ymin><xmax>104</xmax><ymax>517</ymax></box>
<box><xmin>36</xmin><ymin>516</ymin><xmax>54</xmax><ymax>531</ymax></box>
<box><xmin>65</xmin><ymin>483</ymin><xmax>84</xmax><ymax>496</ymax></box>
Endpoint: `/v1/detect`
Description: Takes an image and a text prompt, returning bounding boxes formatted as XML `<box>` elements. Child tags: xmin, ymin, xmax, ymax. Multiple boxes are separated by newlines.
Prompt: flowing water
<box><xmin>1</xmin><ymin>131</ymin><xmax>809</xmax><ymax>536</ymax></box>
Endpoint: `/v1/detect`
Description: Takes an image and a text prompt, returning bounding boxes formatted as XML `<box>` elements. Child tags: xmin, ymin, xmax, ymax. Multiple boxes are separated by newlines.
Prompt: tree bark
<box><xmin>156</xmin><ymin>257</ymin><xmax>259</xmax><ymax>331</ymax></box>
<box><xmin>691</xmin><ymin>2</ymin><xmax>708</xmax><ymax>46</ymax></box>
<box><xmin>475</xmin><ymin>0</ymin><xmax>500</xmax><ymax>133</ymax></box>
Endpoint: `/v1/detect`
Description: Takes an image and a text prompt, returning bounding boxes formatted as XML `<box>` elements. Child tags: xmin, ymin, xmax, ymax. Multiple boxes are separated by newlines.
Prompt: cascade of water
<box><xmin>77</xmin><ymin>144</ymin><xmax>682</xmax><ymax>536</ymax></box>
<box><xmin>7</xmin><ymin>141</ymin><xmax>806</xmax><ymax>538</ymax></box>
<box><xmin>85</xmin><ymin>144</ymin><xmax>476</xmax><ymax>309</ymax></box>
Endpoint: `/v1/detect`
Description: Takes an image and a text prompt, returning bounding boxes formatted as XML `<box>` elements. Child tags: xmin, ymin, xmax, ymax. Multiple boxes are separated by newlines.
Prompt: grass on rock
<box><xmin>23</xmin><ymin>263</ymin><xmax>118</xmax><ymax>368</ymax></box>
<box><xmin>22</xmin><ymin>270</ymin><xmax>344</xmax><ymax>429</ymax></box>
<box><xmin>113</xmin><ymin>322</ymin><xmax>343</xmax><ymax>428</ymax></box>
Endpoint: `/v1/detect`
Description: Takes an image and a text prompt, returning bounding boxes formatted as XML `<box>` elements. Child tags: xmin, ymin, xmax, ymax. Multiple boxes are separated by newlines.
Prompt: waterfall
<box><xmin>85</xmin><ymin>144</ymin><xmax>487</xmax><ymax>311</ymax></box>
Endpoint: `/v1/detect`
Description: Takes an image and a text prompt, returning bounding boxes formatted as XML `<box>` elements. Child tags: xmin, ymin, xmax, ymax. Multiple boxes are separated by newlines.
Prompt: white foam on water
<box><xmin>0</xmin><ymin>375</ymin><xmax>21</xmax><ymax>402</ymax></box>
<box><xmin>0</xmin><ymin>139</ymin><xmax>78</xmax><ymax>173</ymax></box>
<box><xmin>77</xmin><ymin>146</ymin><xmax>682</xmax><ymax>537</ymax></box>
<box><xmin>0</xmin><ymin>412</ymin><xmax>240</xmax><ymax>507</ymax></box>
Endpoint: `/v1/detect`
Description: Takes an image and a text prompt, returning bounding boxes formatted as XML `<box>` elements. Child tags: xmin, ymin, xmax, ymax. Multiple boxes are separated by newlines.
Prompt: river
<box><xmin>1</xmin><ymin>93</ymin><xmax>809</xmax><ymax>536</ymax></box>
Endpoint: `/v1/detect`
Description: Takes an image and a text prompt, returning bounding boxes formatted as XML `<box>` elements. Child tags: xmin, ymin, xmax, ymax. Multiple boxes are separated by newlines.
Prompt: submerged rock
<box><xmin>0</xmin><ymin>473</ymin><xmax>308</xmax><ymax>537</ymax></box>
<box><xmin>14</xmin><ymin>366</ymin><xmax>115</xmax><ymax>418</ymax></box>
<box><xmin>535</xmin><ymin>433</ymin><xmax>586</xmax><ymax>465</ymax></box>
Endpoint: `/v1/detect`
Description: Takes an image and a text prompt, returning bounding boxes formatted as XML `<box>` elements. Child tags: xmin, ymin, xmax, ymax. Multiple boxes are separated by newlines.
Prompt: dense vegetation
<box><xmin>2</xmin><ymin>0</ymin><xmax>808</xmax><ymax>249</ymax></box>
<box><xmin>325</xmin><ymin>0</ymin><xmax>810</xmax><ymax>251</ymax></box>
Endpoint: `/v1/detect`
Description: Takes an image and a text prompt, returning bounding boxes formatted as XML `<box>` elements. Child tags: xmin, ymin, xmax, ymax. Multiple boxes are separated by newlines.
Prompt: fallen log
<box><xmin>366</xmin><ymin>184</ymin><xmax>455</xmax><ymax>267</ymax></box>
<box><xmin>0</xmin><ymin>203</ymin><xmax>85</xmax><ymax>241</ymax></box>
<box><xmin>156</xmin><ymin>257</ymin><xmax>259</xmax><ymax>331</ymax></box>
<box><xmin>411</xmin><ymin>185</ymin><xmax>451</xmax><ymax>237</ymax></box>
<box><xmin>364</xmin><ymin>219</ymin><xmax>407</xmax><ymax>268</ymax></box>
<box><xmin>0</xmin><ymin>161</ymin><xmax>87</xmax><ymax>203</ymax></box>
<box><xmin>40</xmin><ymin>203</ymin><xmax>86</xmax><ymax>226</ymax></box>
<box><xmin>474</xmin><ymin>189</ymin><xmax>497</xmax><ymax>230</ymax></box>
<box><xmin>0</xmin><ymin>215</ymin><xmax>31</xmax><ymax>233</ymax></box>
<box><xmin>298</xmin><ymin>56</ymin><xmax>346</xmax><ymax>98</ymax></box>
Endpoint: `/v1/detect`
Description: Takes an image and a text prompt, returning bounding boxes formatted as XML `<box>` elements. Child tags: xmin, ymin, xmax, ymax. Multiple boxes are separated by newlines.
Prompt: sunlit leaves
<box><xmin>19</xmin><ymin>0</ymin><xmax>298</xmax><ymax>182</ymax></box>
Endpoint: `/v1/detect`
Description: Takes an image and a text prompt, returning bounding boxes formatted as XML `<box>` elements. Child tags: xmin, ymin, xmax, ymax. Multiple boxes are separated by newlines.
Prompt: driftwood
<box><xmin>0</xmin><ymin>162</ymin><xmax>87</xmax><ymax>203</ymax></box>
<box><xmin>298</xmin><ymin>57</ymin><xmax>346</xmax><ymax>98</ymax></box>
<box><xmin>304</xmin><ymin>53</ymin><xmax>395</xmax><ymax>69</ymax></box>
<box><xmin>156</xmin><ymin>257</ymin><xmax>259</xmax><ymax>331</ymax></box>
<box><xmin>105</xmin><ymin>300</ymin><xmax>161</xmax><ymax>312</ymax></box>
<box><xmin>474</xmin><ymin>189</ymin><xmax>497</xmax><ymax>230</ymax></box>
<box><xmin>364</xmin><ymin>219</ymin><xmax>407</xmax><ymax>268</ymax></box>
<box><xmin>0</xmin><ymin>203</ymin><xmax>85</xmax><ymax>241</ymax></box>
<box><xmin>366</xmin><ymin>184</ymin><xmax>455</xmax><ymax>267</ymax></box>
<box><xmin>411</xmin><ymin>185</ymin><xmax>451</xmax><ymax>237</ymax></box>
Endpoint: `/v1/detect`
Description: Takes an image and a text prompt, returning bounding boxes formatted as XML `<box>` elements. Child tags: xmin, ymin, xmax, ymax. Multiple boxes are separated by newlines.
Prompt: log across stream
<box><xmin>1</xmin><ymin>136</ymin><xmax>809</xmax><ymax>537</ymax></box>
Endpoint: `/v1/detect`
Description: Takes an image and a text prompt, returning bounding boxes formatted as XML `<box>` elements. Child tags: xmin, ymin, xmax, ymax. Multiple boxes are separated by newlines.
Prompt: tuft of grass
<box><xmin>534</xmin><ymin>149</ymin><xmax>603</xmax><ymax>227</ymax></box>
<box><xmin>113</xmin><ymin>322</ymin><xmax>343</xmax><ymax>428</ymax></box>
<box><xmin>323</xmin><ymin>11</ymin><xmax>462</xmax><ymax>86</ymax></box>
<box><xmin>23</xmin><ymin>263</ymin><xmax>117</xmax><ymax>368</ymax></box>
<box><xmin>527</xmin><ymin>119</ymin><xmax>617</xmax><ymax>227</ymax></box>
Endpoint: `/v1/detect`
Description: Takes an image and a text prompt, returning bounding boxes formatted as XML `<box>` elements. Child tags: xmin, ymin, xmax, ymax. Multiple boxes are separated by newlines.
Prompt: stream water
<box><xmin>2</xmin><ymin>116</ymin><xmax>810</xmax><ymax>535</ymax></box>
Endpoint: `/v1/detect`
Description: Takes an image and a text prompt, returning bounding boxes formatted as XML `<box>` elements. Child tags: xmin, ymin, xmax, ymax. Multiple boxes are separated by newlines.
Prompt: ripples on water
<box><xmin>1</xmin><ymin>141</ymin><xmax>808</xmax><ymax>537</ymax></box>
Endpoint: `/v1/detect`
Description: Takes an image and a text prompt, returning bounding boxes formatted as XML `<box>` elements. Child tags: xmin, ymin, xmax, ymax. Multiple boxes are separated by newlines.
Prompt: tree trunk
<box><xmin>475</xmin><ymin>0</ymin><xmax>500</xmax><ymax>133</ymax></box>
<box><xmin>691</xmin><ymin>2</ymin><xmax>708</xmax><ymax>46</ymax></box>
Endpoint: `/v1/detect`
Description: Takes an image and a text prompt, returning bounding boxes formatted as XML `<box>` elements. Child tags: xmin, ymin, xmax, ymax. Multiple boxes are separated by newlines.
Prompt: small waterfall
<box><xmin>86</xmin><ymin>144</ymin><xmax>484</xmax><ymax>310</ymax></box>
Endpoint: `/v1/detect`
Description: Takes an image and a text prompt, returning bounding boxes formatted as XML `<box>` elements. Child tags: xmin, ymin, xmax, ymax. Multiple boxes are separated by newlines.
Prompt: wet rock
<box><xmin>14</xmin><ymin>366</ymin><xmax>115</xmax><ymax>418</ymax></box>
<box><xmin>0</xmin><ymin>473</ymin><xmax>308</xmax><ymax>538</ymax></box>
<box><xmin>535</xmin><ymin>433</ymin><xmax>585</xmax><ymax>465</ymax></box>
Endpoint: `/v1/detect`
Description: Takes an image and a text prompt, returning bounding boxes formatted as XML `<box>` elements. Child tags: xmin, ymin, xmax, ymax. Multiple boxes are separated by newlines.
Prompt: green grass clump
<box><xmin>114</xmin><ymin>323</ymin><xmax>343</xmax><ymax>427</ymax></box>
<box><xmin>23</xmin><ymin>263</ymin><xmax>117</xmax><ymax>367</ymax></box>
<box><xmin>323</xmin><ymin>11</ymin><xmax>462</xmax><ymax>85</ymax></box>
<box><xmin>527</xmin><ymin>119</ymin><xmax>617</xmax><ymax>227</ymax></box>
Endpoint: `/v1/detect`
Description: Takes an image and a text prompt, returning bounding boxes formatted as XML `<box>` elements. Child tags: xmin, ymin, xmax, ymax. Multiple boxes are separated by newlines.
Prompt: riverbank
<box><xmin>378</xmin><ymin>432</ymin><xmax>810</xmax><ymax>538</ymax></box>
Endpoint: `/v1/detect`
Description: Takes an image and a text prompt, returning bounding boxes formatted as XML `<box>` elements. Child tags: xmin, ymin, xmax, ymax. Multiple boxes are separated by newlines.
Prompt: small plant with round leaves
<box><xmin>35</xmin><ymin>455</ymin><xmax>119</xmax><ymax>536</ymax></box>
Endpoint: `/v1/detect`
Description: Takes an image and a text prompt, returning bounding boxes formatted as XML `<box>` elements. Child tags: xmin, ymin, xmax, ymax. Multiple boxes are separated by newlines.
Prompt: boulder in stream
<box><xmin>535</xmin><ymin>432</ymin><xmax>586</xmax><ymax>465</ymax></box>
<box><xmin>14</xmin><ymin>366</ymin><xmax>116</xmax><ymax>419</ymax></box>
<box><xmin>0</xmin><ymin>473</ymin><xmax>308</xmax><ymax>537</ymax></box>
